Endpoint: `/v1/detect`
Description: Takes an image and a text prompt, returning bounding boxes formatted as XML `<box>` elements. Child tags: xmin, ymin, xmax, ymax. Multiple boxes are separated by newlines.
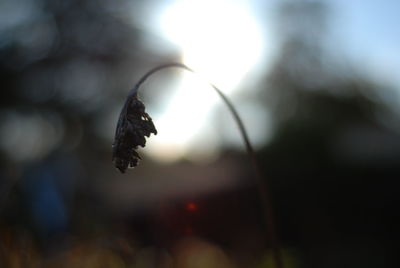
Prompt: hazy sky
<box><xmin>133</xmin><ymin>0</ymin><xmax>400</xmax><ymax>161</ymax></box>
<box><xmin>2</xmin><ymin>0</ymin><xmax>399</xmax><ymax>162</ymax></box>
<box><xmin>331</xmin><ymin>0</ymin><xmax>400</xmax><ymax>85</ymax></box>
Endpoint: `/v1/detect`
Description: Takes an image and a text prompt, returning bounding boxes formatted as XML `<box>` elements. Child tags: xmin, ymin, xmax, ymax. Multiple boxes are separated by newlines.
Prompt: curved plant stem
<box><xmin>129</xmin><ymin>63</ymin><xmax>283</xmax><ymax>268</ymax></box>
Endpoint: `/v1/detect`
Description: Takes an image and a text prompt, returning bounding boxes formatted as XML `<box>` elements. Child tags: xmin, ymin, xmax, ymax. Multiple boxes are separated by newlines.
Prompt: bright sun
<box><xmin>145</xmin><ymin>0</ymin><xmax>264</xmax><ymax>162</ymax></box>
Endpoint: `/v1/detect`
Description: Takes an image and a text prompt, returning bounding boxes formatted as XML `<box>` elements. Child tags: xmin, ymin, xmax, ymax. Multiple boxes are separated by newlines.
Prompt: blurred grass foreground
<box><xmin>1</xmin><ymin>0</ymin><xmax>400</xmax><ymax>267</ymax></box>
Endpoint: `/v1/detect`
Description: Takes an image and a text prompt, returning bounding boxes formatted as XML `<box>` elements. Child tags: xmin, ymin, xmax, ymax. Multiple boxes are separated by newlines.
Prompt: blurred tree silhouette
<box><xmin>258</xmin><ymin>1</ymin><xmax>400</xmax><ymax>267</ymax></box>
<box><xmin>0</xmin><ymin>0</ymin><xmax>177</xmax><ymax>255</ymax></box>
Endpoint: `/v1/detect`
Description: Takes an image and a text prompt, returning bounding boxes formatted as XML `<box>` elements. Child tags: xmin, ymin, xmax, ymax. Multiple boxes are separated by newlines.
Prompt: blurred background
<box><xmin>1</xmin><ymin>0</ymin><xmax>399</xmax><ymax>267</ymax></box>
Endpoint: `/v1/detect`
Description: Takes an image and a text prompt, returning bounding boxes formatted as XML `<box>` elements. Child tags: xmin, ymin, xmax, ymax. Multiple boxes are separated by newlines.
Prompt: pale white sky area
<box><xmin>128</xmin><ymin>0</ymin><xmax>400</xmax><ymax>162</ymax></box>
<box><xmin>332</xmin><ymin>0</ymin><xmax>400</xmax><ymax>85</ymax></box>
<box><xmin>145</xmin><ymin>0</ymin><xmax>269</xmax><ymax>162</ymax></box>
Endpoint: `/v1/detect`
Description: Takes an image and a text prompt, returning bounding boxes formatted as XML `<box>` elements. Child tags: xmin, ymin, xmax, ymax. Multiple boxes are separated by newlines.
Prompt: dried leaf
<box><xmin>112</xmin><ymin>94</ymin><xmax>157</xmax><ymax>173</ymax></box>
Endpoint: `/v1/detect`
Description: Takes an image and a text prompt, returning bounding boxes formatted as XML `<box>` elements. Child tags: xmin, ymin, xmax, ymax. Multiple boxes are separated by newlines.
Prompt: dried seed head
<box><xmin>112</xmin><ymin>93</ymin><xmax>157</xmax><ymax>173</ymax></box>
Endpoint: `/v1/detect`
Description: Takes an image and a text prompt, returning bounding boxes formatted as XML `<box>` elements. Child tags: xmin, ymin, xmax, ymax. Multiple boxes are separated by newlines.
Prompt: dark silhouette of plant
<box><xmin>112</xmin><ymin>63</ymin><xmax>283</xmax><ymax>268</ymax></box>
<box><xmin>112</xmin><ymin>93</ymin><xmax>157</xmax><ymax>173</ymax></box>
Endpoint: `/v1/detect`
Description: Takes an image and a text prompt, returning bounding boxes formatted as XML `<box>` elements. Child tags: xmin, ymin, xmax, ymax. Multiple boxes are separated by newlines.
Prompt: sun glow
<box><xmin>146</xmin><ymin>0</ymin><xmax>264</xmax><ymax>162</ymax></box>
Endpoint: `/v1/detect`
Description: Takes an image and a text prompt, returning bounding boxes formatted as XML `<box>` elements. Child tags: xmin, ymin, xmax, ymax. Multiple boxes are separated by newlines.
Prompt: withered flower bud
<box><xmin>112</xmin><ymin>93</ymin><xmax>157</xmax><ymax>173</ymax></box>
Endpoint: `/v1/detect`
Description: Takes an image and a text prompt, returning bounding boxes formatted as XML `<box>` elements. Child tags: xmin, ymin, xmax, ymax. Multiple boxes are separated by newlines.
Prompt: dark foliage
<box><xmin>112</xmin><ymin>94</ymin><xmax>157</xmax><ymax>173</ymax></box>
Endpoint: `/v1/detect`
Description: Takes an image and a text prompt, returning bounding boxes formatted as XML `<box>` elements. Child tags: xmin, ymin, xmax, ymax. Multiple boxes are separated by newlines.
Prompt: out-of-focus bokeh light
<box><xmin>0</xmin><ymin>110</ymin><xmax>64</xmax><ymax>162</ymax></box>
<box><xmin>145</xmin><ymin>0</ymin><xmax>266</xmax><ymax>162</ymax></box>
<box><xmin>173</xmin><ymin>237</ymin><xmax>236</xmax><ymax>268</ymax></box>
<box><xmin>160</xmin><ymin>0</ymin><xmax>264</xmax><ymax>90</ymax></box>
<box><xmin>185</xmin><ymin>202</ymin><xmax>198</xmax><ymax>212</ymax></box>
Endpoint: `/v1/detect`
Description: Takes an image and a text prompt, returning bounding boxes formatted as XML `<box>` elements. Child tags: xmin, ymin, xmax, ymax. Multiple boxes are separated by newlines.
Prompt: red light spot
<box><xmin>185</xmin><ymin>202</ymin><xmax>198</xmax><ymax>212</ymax></box>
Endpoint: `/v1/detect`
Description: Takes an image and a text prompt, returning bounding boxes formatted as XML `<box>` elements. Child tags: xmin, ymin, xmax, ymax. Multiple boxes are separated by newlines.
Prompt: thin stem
<box><xmin>129</xmin><ymin>63</ymin><xmax>283</xmax><ymax>268</ymax></box>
